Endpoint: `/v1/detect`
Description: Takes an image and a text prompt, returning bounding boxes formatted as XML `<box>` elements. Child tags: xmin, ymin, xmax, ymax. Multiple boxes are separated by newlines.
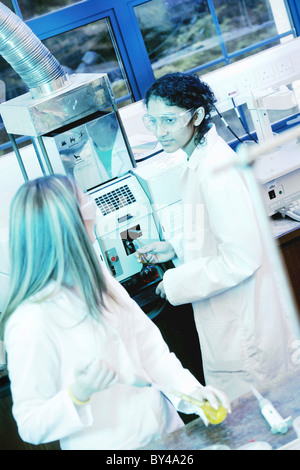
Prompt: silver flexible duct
<box><xmin>0</xmin><ymin>2</ymin><xmax>69</xmax><ymax>98</ymax></box>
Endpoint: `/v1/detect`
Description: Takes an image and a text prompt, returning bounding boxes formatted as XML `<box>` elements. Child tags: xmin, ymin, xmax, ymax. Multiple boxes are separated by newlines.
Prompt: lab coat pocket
<box><xmin>195</xmin><ymin>315</ymin><xmax>248</xmax><ymax>374</ymax></box>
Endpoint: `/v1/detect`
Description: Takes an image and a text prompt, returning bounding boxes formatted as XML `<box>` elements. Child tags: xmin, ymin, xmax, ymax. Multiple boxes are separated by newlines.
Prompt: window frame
<box><xmin>26</xmin><ymin>0</ymin><xmax>154</xmax><ymax>101</ymax></box>
<box><xmin>15</xmin><ymin>0</ymin><xmax>300</xmax><ymax>99</ymax></box>
<box><xmin>1</xmin><ymin>0</ymin><xmax>300</xmax><ymax>154</ymax></box>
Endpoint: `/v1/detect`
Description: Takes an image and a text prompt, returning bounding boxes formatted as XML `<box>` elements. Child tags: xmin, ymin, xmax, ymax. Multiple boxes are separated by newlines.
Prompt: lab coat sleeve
<box><xmin>168</xmin><ymin>232</ymin><xmax>184</xmax><ymax>263</ymax></box>
<box><xmin>4</xmin><ymin>305</ymin><xmax>93</xmax><ymax>445</ymax></box>
<box><xmin>163</xmin><ymin>167</ymin><xmax>263</xmax><ymax>306</ymax></box>
<box><xmin>127</xmin><ymin>295</ymin><xmax>201</xmax><ymax>403</ymax></box>
<box><xmin>103</xmin><ymin>267</ymin><xmax>201</xmax><ymax>405</ymax></box>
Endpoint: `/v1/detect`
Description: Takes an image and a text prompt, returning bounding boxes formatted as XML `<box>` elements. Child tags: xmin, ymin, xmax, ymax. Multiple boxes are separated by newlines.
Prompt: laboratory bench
<box><xmin>141</xmin><ymin>367</ymin><xmax>300</xmax><ymax>451</ymax></box>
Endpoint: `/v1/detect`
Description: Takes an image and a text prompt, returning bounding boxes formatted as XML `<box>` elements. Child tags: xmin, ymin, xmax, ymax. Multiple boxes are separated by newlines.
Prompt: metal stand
<box><xmin>36</xmin><ymin>136</ymin><xmax>54</xmax><ymax>174</ymax></box>
<box><xmin>8</xmin><ymin>133</ymin><xmax>28</xmax><ymax>181</ymax></box>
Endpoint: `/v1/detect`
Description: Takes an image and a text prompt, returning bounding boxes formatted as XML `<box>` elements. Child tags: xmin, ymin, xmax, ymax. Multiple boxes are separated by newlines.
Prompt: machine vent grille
<box><xmin>95</xmin><ymin>184</ymin><xmax>136</xmax><ymax>216</ymax></box>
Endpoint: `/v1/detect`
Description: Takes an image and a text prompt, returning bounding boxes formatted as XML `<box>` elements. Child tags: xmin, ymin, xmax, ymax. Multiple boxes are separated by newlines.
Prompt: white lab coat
<box><xmin>163</xmin><ymin>125</ymin><xmax>294</xmax><ymax>400</ymax></box>
<box><xmin>4</xmin><ymin>267</ymin><xmax>201</xmax><ymax>450</ymax></box>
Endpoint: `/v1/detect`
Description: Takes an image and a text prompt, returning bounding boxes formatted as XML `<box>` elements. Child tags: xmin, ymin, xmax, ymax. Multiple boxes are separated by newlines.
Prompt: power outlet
<box><xmin>277</xmin><ymin>56</ymin><xmax>293</xmax><ymax>77</ymax></box>
<box><xmin>238</xmin><ymin>74</ymin><xmax>252</xmax><ymax>94</ymax></box>
<box><xmin>257</xmin><ymin>64</ymin><xmax>276</xmax><ymax>86</ymax></box>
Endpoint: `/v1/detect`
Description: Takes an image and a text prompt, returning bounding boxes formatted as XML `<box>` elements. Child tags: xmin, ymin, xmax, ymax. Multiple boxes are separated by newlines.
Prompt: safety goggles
<box><xmin>142</xmin><ymin>108</ymin><xmax>194</xmax><ymax>133</ymax></box>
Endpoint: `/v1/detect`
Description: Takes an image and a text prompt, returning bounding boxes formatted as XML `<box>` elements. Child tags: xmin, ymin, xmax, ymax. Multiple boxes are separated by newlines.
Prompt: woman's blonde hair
<box><xmin>0</xmin><ymin>174</ymin><xmax>115</xmax><ymax>338</ymax></box>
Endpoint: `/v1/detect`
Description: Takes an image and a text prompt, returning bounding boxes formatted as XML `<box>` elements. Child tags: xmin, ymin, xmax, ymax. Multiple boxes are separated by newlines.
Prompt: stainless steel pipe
<box><xmin>0</xmin><ymin>2</ymin><xmax>69</xmax><ymax>98</ymax></box>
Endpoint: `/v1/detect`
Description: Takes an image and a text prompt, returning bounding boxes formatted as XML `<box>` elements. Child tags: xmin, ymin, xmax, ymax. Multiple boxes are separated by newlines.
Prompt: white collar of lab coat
<box><xmin>187</xmin><ymin>124</ymin><xmax>218</xmax><ymax>171</ymax></box>
<box><xmin>26</xmin><ymin>280</ymin><xmax>61</xmax><ymax>303</ymax></box>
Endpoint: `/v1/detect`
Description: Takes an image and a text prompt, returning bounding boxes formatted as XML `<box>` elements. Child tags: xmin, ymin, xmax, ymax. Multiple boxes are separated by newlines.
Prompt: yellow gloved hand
<box><xmin>177</xmin><ymin>384</ymin><xmax>231</xmax><ymax>426</ymax></box>
<box><xmin>201</xmin><ymin>401</ymin><xmax>228</xmax><ymax>425</ymax></box>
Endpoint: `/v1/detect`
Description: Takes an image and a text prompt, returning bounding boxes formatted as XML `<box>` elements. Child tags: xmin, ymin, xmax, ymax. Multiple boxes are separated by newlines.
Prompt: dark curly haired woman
<box><xmin>138</xmin><ymin>72</ymin><xmax>294</xmax><ymax>401</ymax></box>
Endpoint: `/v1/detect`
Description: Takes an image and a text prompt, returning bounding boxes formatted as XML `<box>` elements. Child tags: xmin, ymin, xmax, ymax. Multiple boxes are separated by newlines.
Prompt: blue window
<box><xmin>0</xmin><ymin>0</ymin><xmax>300</xmax><ymax>153</ymax></box>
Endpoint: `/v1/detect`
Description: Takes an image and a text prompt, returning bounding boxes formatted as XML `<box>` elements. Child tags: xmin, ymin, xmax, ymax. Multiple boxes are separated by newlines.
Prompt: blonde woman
<box><xmin>0</xmin><ymin>174</ymin><xmax>229</xmax><ymax>450</ymax></box>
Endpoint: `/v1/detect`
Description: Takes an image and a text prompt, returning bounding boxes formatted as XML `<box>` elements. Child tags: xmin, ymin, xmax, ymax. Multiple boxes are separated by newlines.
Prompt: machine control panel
<box><xmin>89</xmin><ymin>173</ymin><xmax>160</xmax><ymax>282</ymax></box>
<box><xmin>105</xmin><ymin>247</ymin><xmax>123</xmax><ymax>277</ymax></box>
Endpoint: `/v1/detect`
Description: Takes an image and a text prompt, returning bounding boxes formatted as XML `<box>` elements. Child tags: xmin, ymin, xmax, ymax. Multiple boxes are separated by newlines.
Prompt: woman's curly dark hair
<box><xmin>144</xmin><ymin>72</ymin><xmax>216</xmax><ymax>146</ymax></box>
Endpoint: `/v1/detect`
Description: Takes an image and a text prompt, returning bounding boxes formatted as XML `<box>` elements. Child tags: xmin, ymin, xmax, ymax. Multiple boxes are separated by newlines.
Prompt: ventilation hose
<box><xmin>0</xmin><ymin>2</ymin><xmax>69</xmax><ymax>98</ymax></box>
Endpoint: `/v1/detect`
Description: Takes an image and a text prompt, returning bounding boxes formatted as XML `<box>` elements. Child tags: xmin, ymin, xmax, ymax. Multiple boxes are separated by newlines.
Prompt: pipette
<box><xmin>251</xmin><ymin>385</ymin><xmax>292</xmax><ymax>434</ymax></box>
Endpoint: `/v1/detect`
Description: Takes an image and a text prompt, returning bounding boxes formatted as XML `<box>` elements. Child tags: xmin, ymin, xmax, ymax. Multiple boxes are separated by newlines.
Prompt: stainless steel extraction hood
<box><xmin>0</xmin><ymin>73</ymin><xmax>115</xmax><ymax>137</ymax></box>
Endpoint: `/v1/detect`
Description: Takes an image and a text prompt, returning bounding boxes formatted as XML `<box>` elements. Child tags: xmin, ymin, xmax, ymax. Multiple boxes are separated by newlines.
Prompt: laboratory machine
<box><xmin>133</xmin><ymin>149</ymin><xmax>186</xmax><ymax>246</ymax></box>
<box><xmin>0</xmin><ymin>79</ymin><xmax>167</xmax><ymax>315</ymax></box>
<box><xmin>252</xmin><ymin>137</ymin><xmax>300</xmax><ymax>219</ymax></box>
<box><xmin>201</xmin><ymin>36</ymin><xmax>300</xmax><ymax>222</ymax></box>
<box><xmin>0</xmin><ymin>4</ymin><xmax>170</xmax><ymax>317</ymax></box>
<box><xmin>2</xmin><ymin>2</ymin><xmax>300</xmax><ymax>317</ymax></box>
